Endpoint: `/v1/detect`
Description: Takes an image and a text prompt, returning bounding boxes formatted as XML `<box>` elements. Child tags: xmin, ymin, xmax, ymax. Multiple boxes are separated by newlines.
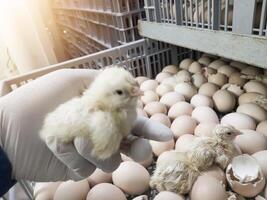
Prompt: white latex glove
<box><xmin>0</xmin><ymin>69</ymin><xmax>173</xmax><ymax>182</ymax></box>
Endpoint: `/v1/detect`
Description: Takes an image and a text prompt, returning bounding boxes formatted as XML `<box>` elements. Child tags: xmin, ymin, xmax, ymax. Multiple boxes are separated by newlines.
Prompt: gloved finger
<box><xmin>46</xmin><ymin>136</ymin><xmax>96</xmax><ymax>180</ymax></box>
<box><xmin>131</xmin><ymin>116</ymin><xmax>173</xmax><ymax>141</ymax></box>
<box><xmin>74</xmin><ymin>136</ymin><xmax>122</xmax><ymax>173</ymax></box>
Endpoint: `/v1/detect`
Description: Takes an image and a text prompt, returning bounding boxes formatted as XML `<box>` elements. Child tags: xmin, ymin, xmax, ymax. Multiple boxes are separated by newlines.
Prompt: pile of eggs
<box><xmin>34</xmin><ymin>54</ymin><xmax>267</xmax><ymax>200</ymax></box>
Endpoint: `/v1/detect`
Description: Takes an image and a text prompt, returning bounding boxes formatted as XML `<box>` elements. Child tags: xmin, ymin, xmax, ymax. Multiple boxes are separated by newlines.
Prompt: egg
<box><xmin>112</xmin><ymin>161</ymin><xmax>150</xmax><ymax>195</ymax></box>
<box><xmin>156</xmin><ymin>72</ymin><xmax>172</xmax><ymax>83</ymax></box>
<box><xmin>190</xmin><ymin>94</ymin><xmax>213</xmax><ymax>108</ymax></box>
<box><xmin>141</xmin><ymin>90</ymin><xmax>159</xmax><ymax>105</ymax></box>
<box><xmin>156</xmin><ymin>84</ymin><xmax>174</xmax><ymax>97</ymax></box>
<box><xmin>156</xmin><ymin>150</ymin><xmax>175</xmax><ymax>166</ymax></box>
<box><xmin>202</xmin><ymin>165</ymin><xmax>226</xmax><ymax>185</ymax></box>
<box><xmin>54</xmin><ymin>180</ymin><xmax>90</xmax><ymax>200</ymax></box>
<box><xmin>160</xmin><ymin>91</ymin><xmax>185</xmax><ymax>108</ymax></box>
<box><xmin>34</xmin><ymin>182</ymin><xmax>61</xmax><ymax>200</ymax></box>
<box><xmin>144</xmin><ymin>101</ymin><xmax>167</xmax><ymax>116</ymax></box>
<box><xmin>230</xmin><ymin>61</ymin><xmax>249</xmax><ymax>70</ymax></box>
<box><xmin>221</xmin><ymin>112</ymin><xmax>256</xmax><ymax>130</ymax></box>
<box><xmin>194</xmin><ymin>123</ymin><xmax>218</xmax><ymax>137</ymax></box>
<box><xmin>86</xmin><ymin>183</ymin><xmax>126</xmax><ymax>200</ymax></box>
<box><xmin>198</xmin><ymin>56</ymin><xmax>212</xmax><ymax>66</ymax></box>
<box><xmin>190</xmin><ymin>175</ymin><xmax>227</xmax><ymax>200</ymax></box>
<box><xmin>129</xmin><ymin>138</ymin><xmax>153</xmax><ymax>163</ymax></box>
<box><xmin>236</xmin><ymin>103</ymin><xmax>267</xmax><ymax>123</ymax></box>
<box><xmin>218</xmin><ymin>65</ymin><xmax>237</xmax><ymax>77</ymax></box>
<box><xmin>137</xmin><ymin>108</ymin><xmax>148</xmax><ymax>117</ymax></box>
<box><xmin>253</xmin><ymin>150</ymin><xmax>267</xmax><ymax>178</ymax></box>
<box><xmin>189</xmin><ymin>61</ymin><xmax>202</xmax><ymax>73</ymax></box>
<box><xmin>198</xmin><ymin>82</ymin><xmax>219</xmax><ymax>97</ymax></box>
<box><xmin>243</xmin><ymin>80</ymin><xmax>267</xmax><ymax>96</ymax></box>
<box><xmin>191</xmin><ymin>106</ymin><xmax>219</xmax><ymax>123</ymax></box>
<box><xmin>212</xmin><ymin>90</ymin><xmax>236</xmax><ymax>113</ymax></box>
<box><xmin>132</xmin><ymin>195</ymin><xmax>148</xmax><ymax>200</ymax></box>
<box><xmin>140</xmin><ymin>80</ymin><xmax>158</xmax><ymax>92</ymax></box>
<box><xmin>235</xmin><ymin>129</ymin><xmax>267</xmax><ymax>154</ymax></box>
<box><xmin>171</xmin><ymin>115</ymin><xmax>197</xmax><ymax>138</ymax></box>
<box><xmin>222</xmin><ymin>84</ymin><xmax>244</xmax><ymax>97</ymax></box>
<box><xmin>256</xmin><ymin>120</ymin><xmax>267</xmax><ymax>137</ymax></box>
<box><xmin>241</xmin><ymin>66</ymin><xmax>262</xmax><ymax>76</ymax></box>
<box><xmin>208</xmin><ymin>73</ymin><xmax>228</xmax><ymax>87</ymax></box>
<box><xmin>150</xmin><ymin>113</ymin><xmax>171</xmax><ymax>127</ymax></box>
<box><xmin>228</xmin><ymin>72</ymin><xmax>247</xmax><ymax>86</ymax></box>
<box><xmin>150</xmin><ymin>139</ymin><xmax>175</xmax><ymax>156</ymax></box>
<box><xmin>174</xmin><ymin>82</ymin><xmax>197</xmax><ymax>101</ymax></box>
<box><xmin>88</xmin><ymin>169</ymin><xmax>112</xmax><ymax>187</ymax></box>
<box><xmin>192</xmin><ymin>73</ymin><xmax>207</xmax><ymax>88</ymax></box>
<box><xmin>154</xmin><ymin>191</ymin><xmax>185</xmax><ymax>200</ymax></box>
<box><xmin>208</xmin><ymin>60</ymin><xmax>226</xmax><ymax>70</ymax></box>
<box><xmin>168</xmin><ymin>101</ymin><xmax>193</xmax><ymax>120</ymax></box>
<box><xmin>203</xmin><ymin>67</ymin><xmax>217</xmax><ymax>78</ymax></box>
<box><xmin>179</xmin><ymin>58</ymin><xmax>194</xmax><ymax>70</ymax></box>
<box><xmin>238</xmin><ymin>92</ymin><xmax>263</xmax><ymax>105</ymax></box>
<box><xmin>135</xmin><ymin>76</ymin><xmax>149</xmax><ymax>85</ymax></box>
<box><xmin>162</xmin><ymin>65</ymin><xmax>179</xmax><ymax>74</ymax></box>
<box><xmin>175</xmin><ymin>134</ymin><xmax>196</xmax><ymax>152</ymax></box>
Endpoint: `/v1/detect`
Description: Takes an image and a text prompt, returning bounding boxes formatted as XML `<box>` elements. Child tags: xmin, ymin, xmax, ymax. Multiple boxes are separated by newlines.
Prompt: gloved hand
<box><xmin>0</xmin><ymin>69</ymin><xmax>173</xmax><ymax>182</ymax></box>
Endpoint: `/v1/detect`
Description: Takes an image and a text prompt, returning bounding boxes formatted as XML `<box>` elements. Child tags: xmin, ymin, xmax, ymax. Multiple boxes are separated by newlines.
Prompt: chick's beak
<box><xmin>130</xmin><ymin>86</ymin><xmax>143</xmax><ymax>97</ymax></box>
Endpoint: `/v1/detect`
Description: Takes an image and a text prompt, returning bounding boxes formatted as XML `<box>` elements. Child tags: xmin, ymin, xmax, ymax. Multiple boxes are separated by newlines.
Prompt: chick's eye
<box><xmin>227</xmin><ymin>132</ymin><xmax>232</xmax><ymax>135</ymax></box>
<box><xmin>116</xmin><ymin>90</ymin><xmax>123</xmax><ymax>95</ymax></box>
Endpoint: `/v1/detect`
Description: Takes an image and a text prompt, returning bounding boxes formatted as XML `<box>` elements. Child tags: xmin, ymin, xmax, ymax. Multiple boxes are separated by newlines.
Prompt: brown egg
<box><xmin>150</xmin><ymin>113</ymin><xmax>171</xmax><ymax>127</ymax></box>
<box><xmin>156</xmin><ymin>84</ymin><xmax>174</xmax><ymax>97</ymax></box>
<box><xmin>228</xmin><ymin>72</ymin><xmax>247</xmax><ymax>86</ymax></box>
<box><xmin>238</xmin><ymin>92</ymin><xmax>263</xmax><ymax>105</ymax></box>
<box><xmin>88</xmin><ymin>168</ymin><xmax>112</xmax><ymax>187</ymax></box>
<box><xmin>150</xmin><ymin>139</ymin><xmax>175</xmax><ymax>156</ymax></box>
<box><xmin>141</xmin><ymin>90</ymin><xmax>159</xmax><ymax>105</ymax></box>
<box><xmin>112</xmin><ymin>161</ymin><xmax>150</xmax><ymax>195</ymax></box>
<box><xmin>221</xmin><ymin>112</ymin><xmax>256</xmax><ymax>130</ymax></box>
<box><xmin>162</xmin><ymin>65</ymin><xmax>179</xmax><ymax>74</ymax></box>
<box><xmin>86</xmin><ymin>183</ymin><xmax>126</xmax><ymax>200</ymax></box>
<box><xmin>235</xmin><ymin>129</ymin><xmax>267</xmax><ymax>154</ymax></box>
<box><xmin>202</xmin><ymin>165</ymin><xmax>226</xmax><ymax>185</ymax></box>
<box><xmin>168</xmin><ymin>101</ymin><xmax>193</xmax><ymax>120</ymax></box>
<box><xmin>218</xmin><ymin>65</ymin><xmax>237</xmax><ymax>77</ymax></box>
<box><xmin>156</xmin><ymin>72</ymin><xmax>172</xmax><ymax>83</ymax></box>
<box><xmin>212</xmin><ymin>90</ymin><xmax>236</xmax><ymax>113</ymax></box>
<box><xmin>34</xmin><ymin>182</ymin><xmax>61</xmax><ymax>200</ymax></box>
<box><xmin>230</xmin><ymin>61</ymin><xmax>249</xmax><ymax>70</ymax></box>
<box><xmin>175</xmin><ymin>82</ymin><xmax>198</xmax><ymax>101</ymax></box>
<box><xmin>192</xmin><ymin>73</ymin><xmax>207</xmax><ymax>88</ymax></box>
<box><xmin>194</xmin><ymin>123</ymin><xmax>218</xmax><ymax>137</ymax></box>
<box><xmin>198</xmin><ymin>56</ymin><xmax>212</xmax><ymax>66</ymax></box>
<box><xmin>154</xmin><ymin>191</ymin><xmax>185</xmax><ymax>200</ymax></box>
<box><xmin>253</xmin><ymin>150</ymin><xmax>267</xmax><ymax>179</ymax></box>
<box><xmin>179</xmin><ymin>58</ymin><xmax>194</xmax><ymax>70</ymax></box>
<box><xmin>190</xmin><ymin>175</ymin><xmax>227</xmax><ymax>200</ymax></box>
<box><xmin>241</xmin><ymin>66</ymin><xmax>263</xmax><ymax>76</ymax></box>
<box><xmin>208</xmin><ymin>73</ymin><xmax>228</xmax><ymax>87</ymax></box>
<box><xmin>54</xmin><ymin>180</ymin><xmax>90</xmax><ymax>200</ymax></box>
<box><xmin>137</xmin><ymin>108</ymin><xmax>148</xmax><ymax>117</ymax></box>
<box><xmin>237</xmin><ymin>103</ymin><xmax>267</xmax><ymax>123</ymax></box>
<box><xmin>160</xmin><ymin>92</ymin><xmax>185</xmax><ymax>108</ymax></box>
<box><xmin>190</xmin><ymin>94</ymin><xmax>213</xmax><ymax>108</ymax></box>
<box><xmin>208</xmin><ymin>60</ymin><xmax>226</xmax><ymax>70</ymax></box>
<box><xmin>189</xmin><ymin>61</ymin><xmax>202</xmax><ymax>74</ymax></box>
<box><xmin>175</xmin><ymin>134</ymin><xmax>196</xmax><ymax>152</ymax></box>
<box><xmin>144</xmin><ymin>102</ymin><xmax>167</xmax><ymax>116</ymax></box>
<box><xmin>140</xmin><ymin>80</ymin><xmax>159</xmax><ymax>92</ymax></box>
<box><xmin>135</xmin><ymin>76</ymin><xmax>149</xmax><ymax>85</ymax></box>
<box><xmin>191</xmin><ymin>106</ymin><xmax>219</xmax><ymax>123</ymax></box>
<box><xmin>171</xmin><ymin>115</ymin><xmax>197</xmax><ymax>138</ymax></box>
<box><xmin>244</xmin><ymin>81</ymin><xmax>267</xmax><ymax>96</ymax></box>
<box><xmin>198</xmin><ymin>82</ymin><xmax>219</xmax><ymax>97</ymax></box>
<box><xmin>256</xmin><ymin>120</ymin><xmax>267</xmax><ymax>137</ymax></box>
<box><xmin>128</xmin><ymin>138</ymin><xmax>153</xmax><ymax>163</ymax></box>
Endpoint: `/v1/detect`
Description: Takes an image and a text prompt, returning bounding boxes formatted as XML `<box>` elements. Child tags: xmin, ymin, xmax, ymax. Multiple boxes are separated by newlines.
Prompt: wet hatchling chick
<box><xmin>40</xmin><ymin>66</ymin><xmax>142</xmax><ymax>160</ymax></box>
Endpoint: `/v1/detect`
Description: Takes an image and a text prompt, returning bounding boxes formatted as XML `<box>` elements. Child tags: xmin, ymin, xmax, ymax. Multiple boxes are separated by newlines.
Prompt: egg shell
<box><xmin>168</xmin><ymin>101</ymin><xmax>193</xmax><ymax>120</ymax></box>
<box><xmin>202</xmin><ymin>53</ymin><xmax>218</xmax><ymax>59</ymax></box>
<box><xmin>218</xmin><ymin>65</ymin><xmax>237</xmax><ymax>77</ymax></box>
<box><xmin>235</xmin><ymin>129</ymin><xmax>267</xmax><ymax>154</ymax></box>
<box><xmin>132</xmin><ymin>195</ymin><xmax>148</xmax><ymax>200</ymax></box>
<box><xmin>112</xmin><ymin>161</ymin><xmax>150</xmax><ymax>195</ymax></box>
<box><xmin>189</xmin><ymin>61</ymin><xmax>202</xmax><ymax>73</ymax></box>
<box><xmin>203</xmin><ymin>67</ymin><xmax>217</xmax><ymax>78</ymax></box>
<box><xmin>244</xmin><ymin>81</ymin><xmax>267</xmax><ymax>96</ymax></box>
<box><xmin>175</xmin><ymin>134</ymin><xmax>196</xmax><ymax>152</ymax></box>
<box><xmin>88</xmin><ymin>169</ymin><xmax>112</xmax><ymax>187</ymax></box>
<box><xmin>137</xmin><ymin>108</ymin><xmax>148</xmax><ymax>117</ymax></box>
<box><xmin>221</xmin><ymin>112</ymin><xmax>256</xmax><ymax>130</ymax></box>
<box><xmin>135</xmin><ymin>76</ymin><xmax>149</xmax><ymax>85</ymax></box>
<box><xmin>212</xmin><ymin>89</ymin><xmax>236</xmax><ymax>113</ymax></box>
<box><xmin>150</xmin><ymin>113</ymin><xmax>171</xmax><ymax>127</ymax></box>
<box><xmin>222</xmin><ymin>84</ymin><xmax>244</xmax><ymax>97</ymax></box>
<box><xmin>129</xmin><ymin>138</ymin><xmax>153</xmax><ymax>163</ymax></box>
<box><xmin>150</xmin><ymin>139</ymin><xmax>175</xmax><ymax>156</ymax></box>
<box><xmin>190</xmin><ymin>175</ymin><xmax>227</xmax><ymax>200</ymax></box>
<box><xmin>154</xmin><ymin>191</ymin><xmax>185</xmax><ymax>200</ymax></box>
<box><xmin>192</xmin><ymin>73</ymin><xmax>207</xmax><ymax>88</ymax></box>
<box><xmin>175</xmin><ymin>82</ymin><xmax>197</xmax><ymax>101</ymax></box>
<box><xmin>160</xmin><ymin>92</ymin><xmax>185</xmax><ymax>108</ymax></box>
<box><xmin>140</xmin><ymin>80</ymin><xmax>159</xmax><ymax>92</ymax></box>
<box><xmin>208</xmin><ymin>60</ymin><xmax>226</xmax><ymax>70</ymax></box>
<box><xmin>179</xmin><ymin>58</ymin><xmax>194</xmax><ymax>70</ymax></box>
<box><xmin>34</xmin><ymin>182</ymin><xmax>61</xmax><ymax>200</ymax></box>
<box><xmin>156</xmin><ymin>72</ymin><xmax>172</xmax><ymax>83</ymax></box>
<box><xmin>156</xmin><ymin>150</ymin><xmax>176</xmax><ymax>166</ymax></box>
<box><xmin>202</xmin><ymin>165</ymin><xmax>226</xmax><ymax>185</ymax></box>
<box><xmin>256</xmin><ymin>120</ymin><xmax>267</xmax><ymax>137</ymax></box>
<box><xmin>144</xmin><ymin>102</ymin><xmax>167</xmax><ymax>116</ymax></box>
<box><xmin>190</xmin><ymin>94</ymin><xmax>213</xmax><ymax>108</ymax></box>
<box><xmin>191</xmin><ymin>106</ymin><xmax>219</xmax><ymax>123</ymax></box>
<box><xmin>86</xmin><ymin>183</ymin><xmax>126</xmax><ymax>200</ymax></box>
<box><xmin>156</xmin><ymin>84</ymin><xmax>174</xmax><ymax>97</ymax></box>
<box><xmin>228</xmin><ymin>72</ymin><xmax>247</xmax><ymax>86</ymax></box>
<box><xmin>208</xmin><ymin>73</ymin><xmax>228</xmax><ymax>87</ymax></box>
<box><xmin>171</xmin><ymin>115</ymin><xmax>197</xmax><ymax>138</ymax></box>
<box><xmin>238</xmin><ymin>92</ymin><xmax>263</xmax><ymax>105</ymax></box>
<box><xmin>253</xmin><ymin>150</ymin><xmax>267</xmax><ymax>179</ymax></box>
<box><xmin>194</xmin><ymin>123</ymin><xmax>218</xmax><ymax>137</ymax></box>
<box><xmin>198</xmin><ymin>82</ymin><xmax>219</xmax><ymax>97</ymax></box>
<box><xmin>141</xmin><ymin>90</ymin><xmax>159</xmax><ymax>105</ymax></box>
<box><xmin>162</xmin><ymin>65</ymin><xmax>179</xmax><ymax>74</ymax></box>
<box><xmin>237</xmin><ymin>103</ymin><xmax>267</xmax><ymax>123</ymax></box>
<box><xmin>241</xmin><ymin>66</ymin><xmax>263</xmax><ymax>76</ymax></box>
<box><xmin>230</xmin><ymin>61</ymin><xmax>249</xmax><ymax>70</ymax></box>
<box><xmin>54</xmin><ymin>180</ymin><xmax>90</xmax><ymax>200</ymax></box>
<box><xmin>198</xmin><ymin>56</ymin><xmax>212</xmax><ymax>66</ymax></box>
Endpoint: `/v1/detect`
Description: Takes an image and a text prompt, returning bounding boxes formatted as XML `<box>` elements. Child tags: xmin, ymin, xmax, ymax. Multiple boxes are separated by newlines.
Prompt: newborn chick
<box><xmin>40</xmin><ymin>67</ymin><xmax>141</xmax><ymax>160</ymax></box>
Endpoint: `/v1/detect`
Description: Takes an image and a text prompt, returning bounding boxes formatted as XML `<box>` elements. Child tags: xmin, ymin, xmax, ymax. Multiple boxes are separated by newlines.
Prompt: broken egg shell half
<box><xmin>226</xmin><ymin>154</ymin><xmax>266</xmax><ymax>198</ymax></box>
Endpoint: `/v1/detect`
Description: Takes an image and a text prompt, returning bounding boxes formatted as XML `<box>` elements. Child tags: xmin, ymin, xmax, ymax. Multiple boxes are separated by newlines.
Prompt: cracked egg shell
<box><xmin>218</xmin><ymin>65</ymin><xmax>237</xmax><ymax>77</ymax></box>
<box><xmin>226</xmin><ymin>154</ymin><xmax>266</xmax><ymax>198</ymax></box>
<box><xmin>222</xmin><ymin>84</ymin><xmax>244</xmax><ymax>97</ymax></box>
<box><xmin>208</xmin><ymin>73</ymin><xmax>228</xmax><ymax>87</ymax></box>
<box><xmin>229</xmin><ymin>72</ymin><xmax>247</xmax><ymax>86</ymax></box>
<box><xmin>253</xmin><ymin>150</ymin><xmax>267</xmax><ymax>179</ymax></box>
